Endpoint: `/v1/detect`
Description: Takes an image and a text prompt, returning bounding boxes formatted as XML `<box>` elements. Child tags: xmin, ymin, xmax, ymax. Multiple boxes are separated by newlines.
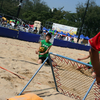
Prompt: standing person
<box><xmin>45</xmin><ymin>30</ymin><xmax>49</xmax><ymax>35</ymax></box>
<box><xmin>33</xmin><ymin>27</ymin><xmax>38</xmax><ymax>34</ymax></box>
<box><xmin>43</xmin><ymin>30</ymin><xmax>48</xmax><ymax>39</ymax></box>
<box><xmin>68</xmin><ymin>36</ymin><xmax>71</xmax><ymax>42</ymax></box>
<box><xmin>10</xmin><ymin>21</ymin><xmax>15</xmax><ymax>27</ymax></box>
<box><xmin>64</xmin><ymin>34</ymin><xmax>68</xmax><ymax>41</ymax></box>
<box><xmin>89</xmin><ymin>32</ymin><xmax>100</xmax><ymax>84</ymax></box>
<box><xmin>24</xmin><ymin>26</ymin><xmax>29</xmax><ymax>32</ymax></box>
<box><xmin>71</xmin><ymin>38</ymin><xmax>74</xmax><ymax>43</ymax></box>
<box><xmin>35</xmin><ymin>33</ymin><xmax>52</xmax><ymax>64</ymax></box>
<box><xmin>54</xmin><ymin>31</ymin><xmax>58</xmax><ymax>39</ymax></box>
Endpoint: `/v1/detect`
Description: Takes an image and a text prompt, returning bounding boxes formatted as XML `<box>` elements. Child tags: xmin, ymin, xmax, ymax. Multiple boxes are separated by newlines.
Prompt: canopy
<box><xmin>74</xmin><ymin>34</ymin><xmax>78</xmax><ymax>38</ymax></box>
<box><xmin>58</xmin><ymin>31</ymin><xmax>66</xmax><ymax>36</ymax></box>
<box><xmin>29</xmin><ymin>24</ymin><xmax>33</xmax><ymax>28</ymax></box>
<box><xmin>84</xmin><ymin>36</ymin><xmax>90</xmax><ymax>40</ymax></box>
<box><xmin>42</xmin><ymin>27</ymin><xmax>90</xmax><ymax>39</ymax></box>
<box><xmin>71</xmin><ymin>35</ymin><xmax>74</xmax><ymax>38</ymax></box>
<box><xmin>80</xmin><ymin>34</ymin><xmax>85</xmax><ymax>39</ymax></box>
<box><xmin>43</xmin><ymin>27</ymin><xmax>47</xmax><ymax>30</ymax></box>
<box><xmin>67</xmin><ymin>33</ymin><xmax>71</xmax><ymax>36</ymax></box>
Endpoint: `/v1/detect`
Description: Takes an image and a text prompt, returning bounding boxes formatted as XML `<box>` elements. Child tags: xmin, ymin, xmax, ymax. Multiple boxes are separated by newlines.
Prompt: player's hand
<box><xmin>40</xmin><ymin>53</ymin><xmax>45</xmax><ymax>55</ymax></box>
<box><xmin>35</xmin><ymin>50</ymin><xmax>38</xmax><ymax>54</ymax></box>
<box><xmin>77</xmin><ymin>58</ymin><xmax>81</xmax><ymax>61</ymax></box>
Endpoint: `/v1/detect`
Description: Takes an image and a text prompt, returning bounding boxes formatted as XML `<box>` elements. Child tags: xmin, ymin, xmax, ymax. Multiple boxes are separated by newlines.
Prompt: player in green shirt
<box><xmin>36</xmin><ymin>33</ymin><xmax>52</xmax><ymax>64</ymax></box>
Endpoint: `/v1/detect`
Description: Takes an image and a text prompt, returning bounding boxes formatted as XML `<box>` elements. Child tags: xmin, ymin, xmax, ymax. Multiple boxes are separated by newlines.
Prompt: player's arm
<box><xmin>35</xmin><ymin>42</ymin><xmax>42</xmax><ymax>54</ymax></box>
<box><xmin>44</xmin><ymin>46</ymin><xmax>52</xmax><ymax>54</ymax></box>
<box><xmin>77</xmin><ymin>55</ymin><xmax>90</xmax><ymax>61</ymax></box>
<box><xmin>90</xmin><ymin>48</ymin><xmax>100</xmax><ymax>84</ymax></box>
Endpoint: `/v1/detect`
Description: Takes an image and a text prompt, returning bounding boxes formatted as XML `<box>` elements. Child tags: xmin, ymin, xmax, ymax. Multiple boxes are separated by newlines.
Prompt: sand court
<box><xmin>0</xmin><ymin>37</ymin><xmax>92</xmax><ymax>100</ymax></box>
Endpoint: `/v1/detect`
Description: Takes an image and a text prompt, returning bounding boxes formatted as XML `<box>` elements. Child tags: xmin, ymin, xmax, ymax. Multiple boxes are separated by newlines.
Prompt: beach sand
<box><xmin>0</xmin><ymin>37</ymin><xmax>92</xmax><ymax>100</ymax></box>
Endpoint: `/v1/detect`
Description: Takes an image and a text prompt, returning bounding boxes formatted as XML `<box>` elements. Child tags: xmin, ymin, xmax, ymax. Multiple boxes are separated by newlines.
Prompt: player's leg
<box><xmin>38</xmin><ymin>59</ymin><xmax>42</xmax><ymax>64</ymax></box>
<box><xmin>46</xmin><ymin>59</ymin><xmax>50</xmax><ymax>65</ymax></box>
<box><xmin>38</xmin><ymin>57</ymin><xmax>45</xmax><ymax>64</ymax></box>
<box><xmin>89</xmin><ymin>32</ymin><xmax>100</xmax><ymax>84</ymax></box>
<box><xmin>89</xmin><ymin>48</ymin><xmax>100</xmax><ymax>84</ymax></box>
<box><xmin>91</xmin><ymin>72</ymin><xmax>96</xmax><ymax>79</ymax></box>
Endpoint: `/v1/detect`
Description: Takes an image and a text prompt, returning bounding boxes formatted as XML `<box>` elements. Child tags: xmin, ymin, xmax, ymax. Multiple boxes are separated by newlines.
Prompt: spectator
<box><xmin>71</xmin><ymin>38</ymin><xmax>74</xmax><ymax>43</ymax></box>
<box><xmin>25</xmin><ymin>26</ymin><xmax>29</xmax><ymax>32</ymax></box>
<box><xmin>64</xmin><ymin>34</ymin><xmax>68</xmax><ymax>41</ymax></box>
<box><xmin>2</xmin><ymin>17</ymin><xmax>7</xmax><ymax>26</ymax></box>
<box><xmin>54</xmin><ymin>31</ymin><xmax>58</xmax><ymax>39</ymax></box>
<box><xmin>33</xmin><ymin>27</ymin><xmax>38</xmax><ymax>34</ymax></box>
<box><xmin>28</xmin><ymin>26</ymin><xmax>32</xmax><ymax>33</ymax></box>
<box><xmin>39</xmin><ymin>25</ymin><xmax>43</xmax><ymax>34</ymax></box>
<box><xmin>10</xmin><ymin>21</ymin><xmax>15</xmax><ymax>27</ymax></box>
<box><xmin>25</xmin><ymin>23</ymin><xmax>29</xmax><ymax>28</ymax></box>
<box><xmin>46</xmin><ymin>30</ymin><xmax>49</xmax><ymax>35</ymax></box>
<box><xmin>68</xmin><ymin>36</ymin><xmax>71</xmax><ymax>42</ymax></box>
<box><xmin>23</xmin><ymin>23</ymin><xmax>25</xmax><ymax>27</ymax></box>
<box><xmin>59</xmin><ymin>34</ymin><xmax>63</xmax><ymax>40</ymax></box>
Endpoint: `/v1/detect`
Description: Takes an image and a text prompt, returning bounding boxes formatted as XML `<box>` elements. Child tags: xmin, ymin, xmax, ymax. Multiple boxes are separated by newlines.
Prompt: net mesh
<box><xmin>50</xmin><ymin>54</ymin><xmax>100</xmax><ymax>100</ymax></box>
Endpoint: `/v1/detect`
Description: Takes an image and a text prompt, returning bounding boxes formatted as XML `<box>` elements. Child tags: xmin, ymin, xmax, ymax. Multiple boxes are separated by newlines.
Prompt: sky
<box><xmin>42</xmin><ymin>0</ymin><xmax>100</xmax><ymax>13</ymax></box>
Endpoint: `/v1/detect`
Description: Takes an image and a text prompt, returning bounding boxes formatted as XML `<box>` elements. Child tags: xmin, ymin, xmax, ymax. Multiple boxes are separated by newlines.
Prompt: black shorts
<box><xmin>87</xmin><ymin>62</ymin><xmax>92</xmax><ymax>69</ymax></box>
<box><xmin>39</xmin><ymin>57</ymin><xmax>50</xmax><ymax>65</ymax></box>
<box><xmin>87</xmin><ymin>62</ymin><xmax>95</xmax><ymax>72</ymax></box>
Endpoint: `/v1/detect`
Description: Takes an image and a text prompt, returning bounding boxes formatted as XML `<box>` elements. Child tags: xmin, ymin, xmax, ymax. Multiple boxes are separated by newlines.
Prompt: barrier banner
<box><xmin>52</xmin><ymin>23</ymin><xmax>78</xmax><ymax>35</ymax></box>
<box><xmin>0</xmin><ymin>27</ymin><xmax>18</xmax><ymax>38</ymax></box>
<box><xmin>18</xmin><ymin>31</ymin><xmax>40</xmax><ymax>43</ymax></box>
<box><xmin>53</xmin><ymin>39</ymin><xmax>91</xmax><ymax>51</ymax></box>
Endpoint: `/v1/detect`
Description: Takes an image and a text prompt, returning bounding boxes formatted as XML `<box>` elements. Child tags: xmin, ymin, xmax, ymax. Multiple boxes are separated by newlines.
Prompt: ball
<box><xmin>39</xmin><ymin>47</ymin><xmax>45</xmax><ymax>53</ymax></box>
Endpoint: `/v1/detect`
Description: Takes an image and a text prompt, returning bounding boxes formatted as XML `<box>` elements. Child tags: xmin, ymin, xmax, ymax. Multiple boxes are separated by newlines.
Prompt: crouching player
<box><xmin>35</xmin><ymin>33</ymin><xmax>52</xmax><ymax>64</ymax></box>
<box><xmin>89</xmin><ymin>32</ymin><xmax>100</xmax><ymax>84</ymax></box>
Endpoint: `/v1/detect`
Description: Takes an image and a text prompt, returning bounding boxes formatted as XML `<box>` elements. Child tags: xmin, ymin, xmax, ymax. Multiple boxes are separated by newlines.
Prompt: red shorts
<box><xmin>89</xmin><ymin>32</ymin><xmax>100</xmax><ymax>51</ymax></box>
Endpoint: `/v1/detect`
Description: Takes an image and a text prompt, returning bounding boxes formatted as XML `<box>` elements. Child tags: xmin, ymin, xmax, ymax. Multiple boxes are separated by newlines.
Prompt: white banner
<box><xmin>52</xmin><ymin>23</ymin><xmax>78</xmax><ymax>35</ymax></box>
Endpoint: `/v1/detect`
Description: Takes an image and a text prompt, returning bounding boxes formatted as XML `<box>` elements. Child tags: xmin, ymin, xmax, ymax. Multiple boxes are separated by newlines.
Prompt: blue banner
<box><xmin>53</xmin><ymin>39</ymin><xmax>91</xmax><ymax>51</ymax></box>
<box><xmin>0</xmin><ymin>27</ymin><xmax>18</xmax><ymax>38</ymax></box>
<box><xmin>18</xmin><ymin>31</ymin><xmax>40</xmax><ymax>43</ymax></box>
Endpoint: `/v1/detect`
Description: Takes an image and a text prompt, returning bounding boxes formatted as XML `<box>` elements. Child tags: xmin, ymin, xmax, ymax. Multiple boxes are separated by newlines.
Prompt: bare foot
<box><xmin>91</xmin><ymin>72</ymin><xmax>96</xmax><ymax>79</ymax></box>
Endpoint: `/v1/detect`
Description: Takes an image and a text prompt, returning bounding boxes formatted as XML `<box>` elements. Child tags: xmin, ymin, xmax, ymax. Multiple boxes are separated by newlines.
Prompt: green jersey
<box><xmin>39</xmin><ymin>40</ymin><xmax>52</xmax><ymax>58</ymax></box>
<box><xmin>89</xmin><ymin>51</ymin><xmax>100</xmax><ymax>65</ymax></box>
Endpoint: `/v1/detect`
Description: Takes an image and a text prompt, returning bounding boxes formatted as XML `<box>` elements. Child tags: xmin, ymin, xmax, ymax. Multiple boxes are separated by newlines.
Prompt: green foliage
<box><xmin>0</xmin><ymin>0</ymin><xmax>18</xmax><ymax>17</ymax></box>
<box><xmin>76</xmin><ymin>1</ymin><xmax>100</xmax><ymax>37</ymax></box>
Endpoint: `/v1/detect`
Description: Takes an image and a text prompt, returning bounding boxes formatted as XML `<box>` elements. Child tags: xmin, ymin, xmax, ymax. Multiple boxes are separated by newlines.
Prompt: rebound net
<box><xmin>49</xmin><ymin>53</ymin><xmax>100</xmax><ymax>100</ymax></box>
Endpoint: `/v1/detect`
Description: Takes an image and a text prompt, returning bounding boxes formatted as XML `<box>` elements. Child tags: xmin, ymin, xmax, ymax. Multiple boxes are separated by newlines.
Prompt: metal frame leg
<box><xmin>48</xmin><ymin>54</ymin><xmax>59</xmax><ymax>92</ymax></box>
<box><xmin>18</xmin><ymin>57</ymin><xmax>48</xmax><ymax>95</ymax></box>
<box><xmin>82</xmin><ymin>79</ymin><xmax>96</xmax><ymax>100</ymax></box>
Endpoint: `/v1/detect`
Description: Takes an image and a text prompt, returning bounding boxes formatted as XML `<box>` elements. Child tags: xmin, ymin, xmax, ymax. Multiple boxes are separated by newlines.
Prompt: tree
<box><xmin>20</xmin><ymin>0</ymin><xmax>50</xmax><ymax>24</ymax></box>
<box><xmin>0</xmin><ymin>0</ymin><xmax>19</xmax><ymax>17</ymax></box>
<box><xmin>76</xmin><ymin>1</ymin><xmax>100</xmax><ymax>37</ymax></box>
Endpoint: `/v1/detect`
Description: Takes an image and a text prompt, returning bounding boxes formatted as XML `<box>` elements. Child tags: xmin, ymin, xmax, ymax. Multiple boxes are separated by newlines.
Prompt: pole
<box><xmin>15</xmin><ymin>0</ymin><xmax>23</xmax><ymax>27</ymax></box>
<box><xmin>77</xmin><ymin>0</ymin><xmax>89</xmax><ymax>43</ymax></box>
<box><xmin>18</xmin><ymin>57</ymin><xmax>49</xmax><ymax>95</ymax></box>
<box><xmin>82</xmin><ymin>79</ymin><xmax>96</xmax><ymax>100</ymax></box>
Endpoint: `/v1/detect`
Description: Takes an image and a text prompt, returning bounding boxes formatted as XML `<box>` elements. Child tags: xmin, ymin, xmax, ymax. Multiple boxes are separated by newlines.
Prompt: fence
<box><xmin>0</xmin><ymin>26</ymin><xmax>40</xmax><ymax>43</ymax></box>
<box><xmin>18</xmin><ymin>53</ymin><xmax>100</xmax><ymax>100</ymax></box>
<box><xmin>0</xmin><ymin>25</ymin><xmax>91</xmax><ymax>52</ymax></box>
<box><xmin>53</xmin><ymin>39</ymin><xmax>90</xmax><ymax>51</ymax></box>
